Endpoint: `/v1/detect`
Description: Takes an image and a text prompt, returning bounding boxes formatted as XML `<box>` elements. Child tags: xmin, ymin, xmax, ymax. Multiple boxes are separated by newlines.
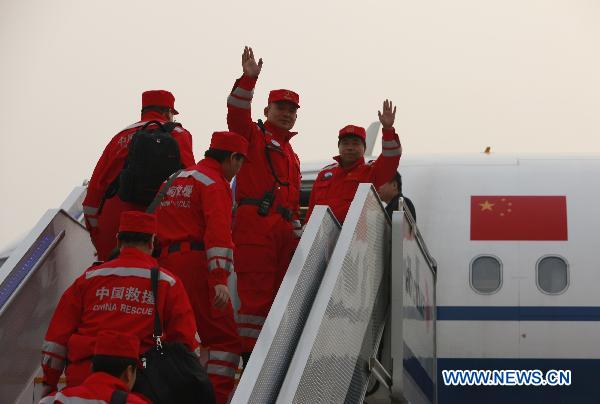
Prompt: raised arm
<box><xmin>370</xmin><ymin>100</ymin><xmax>402</xmax><ymax>187</ymax></box>
<box><xmin>227</xmin><ymin>46</ymin><xmax>263</xmax><ymax>140</ymax></box>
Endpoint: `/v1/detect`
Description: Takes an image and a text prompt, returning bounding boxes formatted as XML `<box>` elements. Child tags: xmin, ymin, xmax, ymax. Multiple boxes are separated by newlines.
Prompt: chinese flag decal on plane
<box><xmin>470</xmin><ymin>196</ymin><xmax>568</xmax><ymax>241</ymax></box>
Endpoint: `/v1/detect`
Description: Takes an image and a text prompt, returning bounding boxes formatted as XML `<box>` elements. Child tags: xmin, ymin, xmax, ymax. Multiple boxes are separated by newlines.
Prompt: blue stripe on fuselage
<box><xmin>437</xmin><ymin>306</ymin><xmax>600</xmax><ymax>321</ymax></box>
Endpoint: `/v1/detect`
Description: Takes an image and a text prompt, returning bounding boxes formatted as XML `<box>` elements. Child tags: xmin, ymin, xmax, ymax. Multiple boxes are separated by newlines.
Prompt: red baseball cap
<box><xmin>339</xmin><ymin>124</ymin><xmax>367</xmax><ymax>142</ymax></box>
<box><xmin>210</xmin><ymin>131</ymin><xmax>249</xmax><ymax>158</ymax></box>
<box><xmin>142</xmin><ymin>90</ymin><xmax>179</xmax><ymax>115</ymax></box>
<box><xmin>118</xmin><ymin>211</ymin><xmax>157</xmax><ymax>235</ymax></box>
<box><xmin>94</xmin><ymin>330</ymin><xmax>140</xmax><ymax>360</ymax></box>
<box><xmin>268</xmin><ymin>89</ymin><xmax>300</xmax><ymax>108</ymax></box>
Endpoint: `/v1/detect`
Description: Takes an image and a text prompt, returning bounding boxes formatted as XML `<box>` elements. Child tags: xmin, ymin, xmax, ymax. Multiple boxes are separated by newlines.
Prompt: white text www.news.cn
<box><xmin>442</xmin><ymin>369</ymin><xmax>571</xmax><ymax>386</ymax></box>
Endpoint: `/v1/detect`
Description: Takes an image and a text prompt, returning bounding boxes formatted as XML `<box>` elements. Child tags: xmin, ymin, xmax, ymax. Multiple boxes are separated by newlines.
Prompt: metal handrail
<box><xmin>400</xmin><ymin>197</ymin><xmax>438</xmax><ymax>275</ymax></box>
<box><xmin>0</xmin><ymin>230</ymin><xmax>65</xmax><ymax>317</ymax></box>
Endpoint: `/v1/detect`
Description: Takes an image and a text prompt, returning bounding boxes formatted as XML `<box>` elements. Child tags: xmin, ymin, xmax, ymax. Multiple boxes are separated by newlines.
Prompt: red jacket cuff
<box><xmin>238</xmin><ymin>75</ymin><xmax>258</xmax><ymax>90</ymax></box>
<box><xmin>208</xmin><ymin>270</ymin><xmax>228</xmax><ymax>287</ymax></box>
<box><xmin>381</xmin><ymin>128</ymin><xmax>398</xmax><ymax>140</ymax></box>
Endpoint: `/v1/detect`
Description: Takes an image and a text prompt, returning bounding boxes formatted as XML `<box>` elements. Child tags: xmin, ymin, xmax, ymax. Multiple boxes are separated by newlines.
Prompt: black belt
<box><xmin>238</xmin><ymin>198</ymin><xmax>293</xmax><ymax>221</ymax></box>
<box><xmin>166</xmin><ymin>240</ymin><xmax>205</xmax><ymax>254</ymax></box>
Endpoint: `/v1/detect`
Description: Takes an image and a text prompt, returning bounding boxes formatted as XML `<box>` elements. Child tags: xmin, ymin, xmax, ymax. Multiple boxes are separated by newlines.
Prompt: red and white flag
<box><xmin>470</xmin><ymin>196</ymin><xmax>568</xmax><ymax>241</ymax></box>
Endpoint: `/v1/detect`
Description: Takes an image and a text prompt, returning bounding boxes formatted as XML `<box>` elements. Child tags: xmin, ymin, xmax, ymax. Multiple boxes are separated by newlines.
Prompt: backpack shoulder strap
<box><xmin>139</xmin><ymin>120</ymin><xmax>165</xmax><ymax>132</ymax></box>
<box><xmin>146</xmin><ymin>169</ymin><xmax>183</xmax><ymax>214</ymax></box>
<box><xmin>109</xmin><ymin>389</ymin><xmax>128</xmax><ymax>404</ymax></box>
<box><xmin>256</xmin><ymin>120</ymin><xmax>289</xmax><ymax>187</ymax></box>
<box><xmin>257</xmin><ymin>119</ymin><xmax>267</xmax><ymax>134</ymax></box>
<box><xmin>162</xmin><ymin>121</ymin><xmax>182</xmax><ymax>134</ymax></box>
<box><xmin>150</xmin><ymin>267</ymin><xmax>163</xmax><ymax>339</ymax></box>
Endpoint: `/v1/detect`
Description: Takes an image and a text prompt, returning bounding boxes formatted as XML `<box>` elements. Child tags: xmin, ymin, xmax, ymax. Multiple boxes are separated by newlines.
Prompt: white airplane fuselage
<box><xmin>303</xmin><ymin>153</ymin><xmax>600</xmax><ymax>403</ymax></box>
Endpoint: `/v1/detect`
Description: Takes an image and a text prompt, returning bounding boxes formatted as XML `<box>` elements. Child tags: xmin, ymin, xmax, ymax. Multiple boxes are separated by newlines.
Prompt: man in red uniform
<box><xmin>40</xmin><ymin>331</ymin><xmax>146</xmax><ymax>403</ymax></box>
<box><xmin>156</xmin><ymin>131</ymin><xmax>248</xmax><ymax>404</ymax></box>
<box><xmin>41</xmin><ymin>211</ymin><xmax>199</xmax><ymax>397</ymax></box>
<box><xmin>226</xmin><ymin>47</ymin><xmax>302</xmax><ymax>356</ymax></box>
<box><xmin>306</xmin><ymin>100</ymin><xmax>402</xmax><ymax>224</ymax></box>
<box><xmin>83</xmin><ymin>90</ymin><xmax>195</xmax><ymax>261</ymax></box>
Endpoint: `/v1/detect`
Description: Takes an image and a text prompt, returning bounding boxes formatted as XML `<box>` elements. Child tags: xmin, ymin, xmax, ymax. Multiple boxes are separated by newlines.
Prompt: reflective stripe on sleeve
<box><xmin>82</xmin><ymin>205</ymin><xmax>98</xmax><ymax>216</ymax></box>
<box><xmin>209</xmin><ymin>350</ymin><xmax>240</xmax><ymax>366</ymax></box>
<box><xmin>178</xmin><ymin>170</ymin><xmax>215</xmax><ymax>186</ymax></box>
<box><xmin>237</xmin><ymin>314</ymin><xmax>266</xmax><ymax>326</ymax></box>
<box><xmin>53</xmin><ymin>393</ymin><xmax>106</xmax><ymax>404</ymax></box>
<box><xmin>292</xmin><ymin>219</ymin><xmax>302</xmax><ymax>229</ymax></box>
<box><xmin>207</xmin><ymin>364</ymin><xmax>236</xmax><ymax>379</ymax></box>
<box><xmin>227</xmin><ymin>95</ymin><xmax>251</xmax><ymax>110</ymax></box>
<box><xmin>232</xmin><ymin>87</ymin><xmax>254</xmax><ymax>99</ymax></box>
<box><xmin>42</xmin><ymin>340</ymin><xmax>67</xmax><ymax>358</ymax></box>
<box><xmin>206</xmin><ymin>247</ymin><xmax>233</xmax><ymax>261</ymax></box>
<box><xmin>382</xmin><ymin>148</ymin><xmax>402</xmax><ymax>157</ymax></box>
<box><xmin>208</xmin><ymin>258</ymin><xmax>234</xmax><ymax>273</ymax></box>
<box><xmin>85</xmin><ymin>267</ymin><xmax>176</xmax><ymax>286</ymax></box>
<box><xmin>87</xmin><ymin>218</ymin><xmax>98</xmax><ymax>227</ymax></box>
<box><xmin>238</xmin><ymin>327</ymin><xmax>261</xmax><ymax>338</ymax></box>
<box><xmin>382</xmin><ymin>140</ymin><xmax>400</xmax><ymax>148</ymax></box>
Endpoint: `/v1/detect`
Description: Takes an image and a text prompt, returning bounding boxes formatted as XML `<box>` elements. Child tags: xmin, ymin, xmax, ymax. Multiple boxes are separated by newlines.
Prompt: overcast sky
<box><xmin>1</xmin><ymin>0</ymin><xmax>599</xmax><ymax>248</ymax></box>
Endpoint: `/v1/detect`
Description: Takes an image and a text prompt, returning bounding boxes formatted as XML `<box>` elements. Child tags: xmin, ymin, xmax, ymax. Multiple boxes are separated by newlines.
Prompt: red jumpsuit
<box><xmin>227</xmin><ymin>75</ymin><xmax>302</xmax><ymax>352</ymax></box>
<box><xmin>41</xmin><ymin>248</ymin><xmax>199</xmax><ymax>390</ymax></box>
<box><xmin>39</xmin><ymin>372</ymin><xmax>147</xmax><ymax>403</ymax></box>
<box><xmin>306</xmin><ymin>128</ymin><xmax>402</xmax><ymax>223</ymax></box>
<box><xmin>82</xmin><ymin>111</ymin><xmax>195</xmax><ymax>261</ymax></box>
<box><xmin>156</xmin><ymin>158</ymin><xmax>241</xmax><ymax>404</ymax></box>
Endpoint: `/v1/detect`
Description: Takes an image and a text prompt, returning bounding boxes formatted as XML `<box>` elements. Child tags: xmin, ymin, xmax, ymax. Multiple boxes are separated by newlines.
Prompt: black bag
<box><xmin>118</xmin><ymin>120</ymin><xmax>182</xmax><ymax>206</ymax></box>
<box><xmin>133</xmin><ymin>268</ymin><xmax>215</xmax><ymax>404</ymax></box>
<box><xmin>109</xmin><ymin>389</ymin><xmax>128</xmax><ymax>404</ymax></box>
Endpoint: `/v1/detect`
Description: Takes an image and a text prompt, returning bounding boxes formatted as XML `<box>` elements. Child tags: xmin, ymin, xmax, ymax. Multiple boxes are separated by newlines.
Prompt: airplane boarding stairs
<box><xmin>0</xmin><ymin>186</ymin><xmax>96</xmax><ymax>404</ymax></box>
<box><xmin>0</xmin><ymin>183</ymin><xmax>436</xmax><ymax>404</ymax></box>
<box><xmin>233</xmin><ymin>184</ymin><xmax>438</xmax><ymax>404</ymax></box>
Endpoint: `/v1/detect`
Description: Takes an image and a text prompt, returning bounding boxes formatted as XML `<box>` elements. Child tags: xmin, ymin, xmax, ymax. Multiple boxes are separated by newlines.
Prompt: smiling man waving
<box><xmin>306</xmin><ymin>100</ymin><xmax>402</xmax><ymax>224</ymax></box>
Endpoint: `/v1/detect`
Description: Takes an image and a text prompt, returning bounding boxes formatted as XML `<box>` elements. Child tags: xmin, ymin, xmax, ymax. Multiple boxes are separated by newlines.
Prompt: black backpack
<box><xmin>109</xmin><ymin>389</ymin><xmax>128</xmax><ymax>404</ymax></box>
<box><xmin>118</xmin><ymin>120</ymin><xmax>182</xmax><ymax>206</ymax></box>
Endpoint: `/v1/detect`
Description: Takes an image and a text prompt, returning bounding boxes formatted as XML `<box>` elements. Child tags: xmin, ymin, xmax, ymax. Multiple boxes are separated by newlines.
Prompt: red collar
<box><xmin>197</xmin><ymin>158</ymin><xmax>227</xmax><ymax>182</ymax></box>
<box><xmin>83</xmin><ymin>372</ymin><xmax>130</xmax><ymax>391</ymax></box>
<box><xmin>117</xmin><ymin>247</ymin><xmax>157</xmax><ymax>266</ymax></box>
<box><xmin>264</xmin><ymin>121</ymin><xmax>297</xmax><ymax>143</ymax></box>
<box><xmin>140</xmin><ymin>111</ymin><xmax>169</xmax><ymax>122</ymax></box>
<box><xmin>333</xmin><ymin>155</ymin><xmax>365</xmax><ymax>171</ymax></box>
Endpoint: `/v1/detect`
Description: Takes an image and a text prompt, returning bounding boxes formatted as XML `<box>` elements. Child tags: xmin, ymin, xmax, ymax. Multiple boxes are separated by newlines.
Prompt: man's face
<box><xmin>264</xmin><ymin>101</ymin><xmax>298</xmax><ymax>131</ymax></box>
<box><xmin>168</xmin><ymin>109</ymin><xmax>177</xmax><ymax>122</ymax></box>
<box><xmin>125</xmin><ymin>365</ymin><xmax>136</xmax><ymax>390</ymax></box>
<box><xmin>377</xmin><ymin>179</ymin><xmax>399</xmax><ymax>203</ymax></box>
<box><xmin>338</xmin><ymin>136</ymin><xmax>365</xmax><ymax>167</ymax></box>
<box><xmin>223</xmin><ymin>154</ymin><xmax>245</xmax><ymax>181</ymax></box>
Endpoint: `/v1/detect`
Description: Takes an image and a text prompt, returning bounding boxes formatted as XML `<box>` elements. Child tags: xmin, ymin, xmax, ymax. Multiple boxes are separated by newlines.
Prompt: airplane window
<box><xmin>470</xmin><ymin>255</ymin><xmax>502</xmax><ymax>294</ymax></box>
<box><xmin>537</xmin><ymin>256</ymin><xmax>569</xmax><ymax>294</ymax></box>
